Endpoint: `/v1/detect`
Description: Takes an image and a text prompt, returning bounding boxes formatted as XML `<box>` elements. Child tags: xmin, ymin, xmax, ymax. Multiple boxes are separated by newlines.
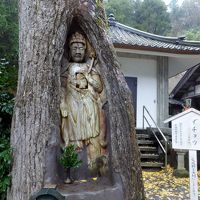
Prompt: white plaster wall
<box><xmin>116</xmin><ymin>48</ymin><xmax>200</xmax><ymax>78</ymax></box>
<box><xmin>117</xmin><ymin>56</ymin><xmax>157</xmax><ymax>128</ymax></box>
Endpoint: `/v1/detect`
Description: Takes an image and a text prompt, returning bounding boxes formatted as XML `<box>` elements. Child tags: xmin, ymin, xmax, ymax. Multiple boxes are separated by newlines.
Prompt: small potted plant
<box><xmin>59</xmin><ymin>144</ymin><xmax>82</xmax><ymax>184</ymax></box>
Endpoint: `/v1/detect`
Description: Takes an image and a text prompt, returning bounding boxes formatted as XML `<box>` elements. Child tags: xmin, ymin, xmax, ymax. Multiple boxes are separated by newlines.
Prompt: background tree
<box><xmin>179</xmin><ymin>0</ymin><xmax>200</xmax><ymax>40</ymax></box>
<box><xmin>105</xmin><ymin>0</ymin><xmax>171</xmax><ymax>35</ymax></box>
<box><xmin>134</xmin><ymin>0</ymin><xmax>171</xmax><ymax>35</ymax></box>
<box><xmin>180</xmin><ymin>0</ymin><xmax>200</xmax><ymax>30</ymax></box>
<box><xmin>105</xmin><ymin>0</ymin><xmax>200</xmax><ymax>39</ymax></box>
<box><xmin>184</xmin><ymin>29</ymin><xmax>200</xmax><ymax>41</ymax></box>
<box><xmin>0</xmin><ymin>0</ymin><xmax>18</xmax><ymax>64</ymax></box>
<box><xmin>104</xmin><ymin>0</ymin><xmax>137</xmax><ymax>28</ymax></box>
<box><xmin>169</xmin><ymin>0</ymin><xmax>200</xmax><ymax>40</ymax></box>
<box><xmin>8</xmin><ymin>0</ymin><xmax>144</xmax><ymax>200</ymax></box>
<box><xmin>168</xmin><ymin>0</ymin><xmax>182</xmax><ymax>36</ymax></box>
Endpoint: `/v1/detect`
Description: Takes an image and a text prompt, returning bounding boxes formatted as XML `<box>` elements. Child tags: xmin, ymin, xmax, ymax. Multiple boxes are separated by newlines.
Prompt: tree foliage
<box><xmin>0</xmin><ymin>0</ymin><xmax>18</xmax><ymax>113</ymax></box>
<box><xmin>134</xmin><ymin>0</ymin><xmax>171</xmax><ymax>35</ymax></box>
<box><xmin>105</xmin><ymin>0</ymin><xmax>171</xmax><ymax>35</ymax></box>
<box><xmin>104</xmin><ymin>0</ymin><xmax>136</xmax><ymax>27</ymax></box>
<box><xmin>0</xmin><ymin>0</ymin><xmax>18</xmax><ymax>137</ymax></box>
<box><xmin>0</xmin><ymin>0</ymin><xmax>18</xmax><ymax>64</ymax></box>
<box><xmin>185</xmin><ymin>29</ymin><xmax>200</xmax><ymax>41</ymax></box>
<box><xmin>0</xmin><ymin>0</ymin><xmax>18</xmax><ymax>140</ymax></box>
<box><xmin>0</xmin><ymin>138</ymin><xmax>12</xmax><ymax>200</ymax></box>
<box><xmin>0</xmin><ymin>1</ymin><xmax>18</xmax><ymax>199</ymax></box>
<box><xmin>169</xmin><ymin>0</ymin><xmax>200</xmax><ymax>40</ymax></box>
<box><xmin>180</xmin><ymin>0</ymin><xmax>200</xmax><ymax>30</ymax></box>
<box><xmin>168</xmin><ymin>0</ymin><xmax>182</xmax><ymax>36</ymax></box>
<box><xmin>105</xmin><ymin>0</ymin><xmax>200</xmax><ymax>39</ymax></box>
<box><xmin>0</xmin><ymin>63</ymin><xmax>16</xmax><ymax>200</ymax></box>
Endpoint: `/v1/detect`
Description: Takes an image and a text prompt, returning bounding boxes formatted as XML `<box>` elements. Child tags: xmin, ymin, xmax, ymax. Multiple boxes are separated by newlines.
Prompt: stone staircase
<box><xmin>136</xmin><ymin>128</ymin><xmax>165</xmax><ymax>168</ymax></box>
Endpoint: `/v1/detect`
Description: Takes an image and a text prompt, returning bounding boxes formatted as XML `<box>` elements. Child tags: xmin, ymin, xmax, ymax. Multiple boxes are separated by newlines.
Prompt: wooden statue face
<box><xmin>70</xmin><ymin>42</ymin><xmax>86</xmax><ymax>63</ymax></box>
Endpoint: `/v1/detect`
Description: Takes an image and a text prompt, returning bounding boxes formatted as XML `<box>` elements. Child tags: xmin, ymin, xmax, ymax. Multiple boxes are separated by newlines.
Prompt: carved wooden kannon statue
<box><xmin>60</xmin><ymin>32</ymin><xmax>107</xmax><ymax>175</ymax></box>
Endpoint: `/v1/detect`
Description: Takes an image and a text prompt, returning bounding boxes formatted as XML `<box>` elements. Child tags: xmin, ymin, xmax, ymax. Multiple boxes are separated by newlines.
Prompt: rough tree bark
<box><xmin>8</xmin><ymin>0</ymin><xmax>144</xmax><ymax>200</ymax></box>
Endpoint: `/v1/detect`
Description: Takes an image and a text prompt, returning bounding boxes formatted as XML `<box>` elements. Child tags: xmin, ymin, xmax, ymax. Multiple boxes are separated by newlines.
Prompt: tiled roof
<box><xmin>108</xmin><ymin>15</ymin><xmax>200</xmax><ymax>54</ymax></box>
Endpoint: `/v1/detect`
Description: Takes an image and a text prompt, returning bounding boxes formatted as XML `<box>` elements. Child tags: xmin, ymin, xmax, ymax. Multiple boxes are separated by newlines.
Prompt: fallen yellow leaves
<box><xmin>79</xmin><ymin>177</ymin><xmax>98</xmax><ymax>183</ymax></box>
<box><xmin>143</xmin><ymin>165</ymin><xmax>200</xmax><ymax>200</ymax></box>
<box><xmin>79</xmin><ymin>180</ymin><xmax>87</xmax><ymax>183</ymax></box>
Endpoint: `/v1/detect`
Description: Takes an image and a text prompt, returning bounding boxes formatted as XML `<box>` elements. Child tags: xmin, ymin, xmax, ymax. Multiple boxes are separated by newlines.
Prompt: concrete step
<box><xmin>139</xmin><ymin>146</ymin><xmax>157</xmax><ymax>152</ymax></box>
<box><xmin>140</xmin><ymin>153</ymin><xmax>159</xmax><ymax>159</ymax></box>
<box><xmin>147</xmin><ymin>127</ymin><xmax>171</xmax><ymax>136</ymax></box>
<box><xmin>141</xmin><ymin>162</ymin><xmax>164</xmax><ymax>168</ymax></box>
<box><xmin>136</xmin><ymin>128</ymin><xmax>166</xmax><ymax>169</ymax></box>
<box><xmin>136</xmin><ymin>128</ymin><xmax>147</xmax><ymax>135</ymax></box>
<box><xmin>138</xmin><ymin>140</ymin><xmax>155</xmax><ymax>145</ymax></box>
<box><xmin>136</xmin><ymin>134</ymin><xmax>151</xmax><ymax>139</ymax></box>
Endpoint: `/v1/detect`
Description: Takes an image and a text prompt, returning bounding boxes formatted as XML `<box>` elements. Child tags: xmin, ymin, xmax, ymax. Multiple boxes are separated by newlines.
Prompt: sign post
<box><xmin>189</xmin><ymin>150</ymin><xmax>198</xmax><ymax>200</ymax></box>
<box><xmin>164</xmin><ymin>108</ymin><xmax>200</xmax><ymax>200</ymax></box>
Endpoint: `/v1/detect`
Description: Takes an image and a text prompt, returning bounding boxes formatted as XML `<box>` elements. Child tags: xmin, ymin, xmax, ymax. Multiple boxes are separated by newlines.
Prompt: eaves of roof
<box><xmin>113</xmin><ymin>43</ymin><xmax>200</xmax><ymax>55</ymax></box>
<box><xmin>170</xmin><ymin>63</ymin><xmax>200</xmax><ymax>99</ymax></box>
<box><xmin>108</xmin><ymin>18</ymin><xmax>200</xmax><ymax>54</ymax></box>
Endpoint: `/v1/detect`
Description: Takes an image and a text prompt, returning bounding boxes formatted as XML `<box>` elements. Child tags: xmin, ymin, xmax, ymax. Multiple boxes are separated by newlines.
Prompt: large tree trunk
<box><xmin>8</xmin><ymin>0</ymin><xmax>144</xmax><ymax>200</ymax></box>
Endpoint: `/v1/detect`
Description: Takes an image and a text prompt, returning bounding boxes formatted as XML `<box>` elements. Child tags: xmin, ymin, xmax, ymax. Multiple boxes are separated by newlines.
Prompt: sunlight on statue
<box><xmin>60</xmin><ymin>32</ymin><xmax>107</xmax><ymax>174</ymax></box>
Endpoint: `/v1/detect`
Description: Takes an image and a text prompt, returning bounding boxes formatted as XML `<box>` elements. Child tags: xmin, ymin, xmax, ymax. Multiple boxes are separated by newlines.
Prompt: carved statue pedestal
<box><xmin>57</xmin><ymin>176</ymin><xmax>123</xmax><ymax>200</ymax></box>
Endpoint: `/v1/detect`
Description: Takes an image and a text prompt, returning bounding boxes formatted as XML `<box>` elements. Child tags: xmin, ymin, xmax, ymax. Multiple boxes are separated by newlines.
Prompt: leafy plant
<box><xmin>59</xmin><ymin>144</ymin><xmax>82</xmax><ymax>169</ymax></box>
<box><xmin>0</xmin><ymin>1</ymin><xmax>17</xmax><ymax>198</ymax></box>
<box><xmin>0</xmin><ymin>137</ymin><xmax>12</xmax><ymax>200</ymax></box>
<box><xmin>0</xmin><ymin>0</ymin><xmax>18</xmax><ymax>64</ymax></box>
<box><xmin>0</xmin><ymin>59</ymin><xmax>15</xmax><ymax>199</ymax></box>
<box><xmin>0</xmin><ymin>93</ymin><xmax>15</xmax><ymax>116</ymax></box>
<box><xmin>185</xmin><ymin>29</ymin><xmax>200</xmax><ymax>41</ymax></box>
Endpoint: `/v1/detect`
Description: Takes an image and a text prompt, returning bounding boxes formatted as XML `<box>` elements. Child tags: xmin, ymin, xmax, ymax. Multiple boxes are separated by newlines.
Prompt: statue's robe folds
<box><xmin>60</xmin><ymin>61</ymin><xmax>106</xmax><ymax>168</ymax></box>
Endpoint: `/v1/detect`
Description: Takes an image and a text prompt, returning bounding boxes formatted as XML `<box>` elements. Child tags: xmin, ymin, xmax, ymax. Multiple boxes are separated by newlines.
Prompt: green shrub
<box><xmin>0</xmin><ymin>137</ymin><xmax>12</xmax><ymax>200</ymax></box>
<box><xmin>60</xmin><ymin>144</ymin><xmax>82</xmax><ymax>169</ymax></box>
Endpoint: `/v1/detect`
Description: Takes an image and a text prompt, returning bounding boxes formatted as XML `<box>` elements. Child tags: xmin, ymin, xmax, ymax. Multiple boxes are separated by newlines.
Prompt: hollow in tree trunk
<box><xmin>8</xmin><ymin>0</ymin><xmax>144</xmax><ymax>200</ymax></box>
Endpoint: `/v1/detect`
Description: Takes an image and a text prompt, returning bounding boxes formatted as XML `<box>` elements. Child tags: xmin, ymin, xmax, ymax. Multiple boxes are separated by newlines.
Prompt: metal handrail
<box><xmin>142</xmin><ymin>106</ymin><xmax>168</xmax><ymax>168</ymax></box>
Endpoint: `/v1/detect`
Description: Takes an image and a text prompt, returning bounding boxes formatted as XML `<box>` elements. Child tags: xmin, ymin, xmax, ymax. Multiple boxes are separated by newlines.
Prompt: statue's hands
<box><xmin>79</xmin><ymin>80</ymin><xmax>87</xmax><ymax>88</ymax></box>
<box><xmin>69</xmin><ymin>76</ymin><xmax>85</xmax><ymax>88</ymax></box>
<box><xmin>61</xmin><ymin>109</ymin><xmax>68</xmax><ymax>117</ymax></box>
<box><xmin>85</xmin><ymin>72</ymin><xmax>102</xmax><ymax>92</ymax></box>
<box><xmin>85</xmin><ymin>72</ymin><xmax>93</xmax><ymax>83</ymax></box>
<box><xmin>76</xmin><ymin>73</ymin><xmax>87</xmax><ymax>88</ymax></box>
<box><xmin>68</xmin><ymin>77</ymin><xmax>78</xmax><ymax>87</ymax></box>
<box><xmin>84</xmin><ymin>72</ymin><xmax>89</xmax><ymax>79</ymax></box>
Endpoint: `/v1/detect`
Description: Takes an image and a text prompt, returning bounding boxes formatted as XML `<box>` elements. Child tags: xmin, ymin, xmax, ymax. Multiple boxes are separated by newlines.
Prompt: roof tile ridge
<box><xmin>112</xmin><ymin>21</ymin><xmax>200</xmax><ymax>47</ymax></box>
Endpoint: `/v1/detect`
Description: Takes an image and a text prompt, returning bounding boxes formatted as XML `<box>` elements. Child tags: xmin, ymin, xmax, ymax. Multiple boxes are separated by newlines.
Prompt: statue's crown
<box><xmin>70</xmin><ymin>32</ymin><xmax>86</xmax><ymax>46</ymax></box>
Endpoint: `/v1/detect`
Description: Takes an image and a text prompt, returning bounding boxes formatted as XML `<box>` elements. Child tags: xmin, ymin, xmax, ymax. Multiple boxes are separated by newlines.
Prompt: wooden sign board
<box><xmin>164</xmin><ymin>108</ymin><xmax>200</xmax><ymax>200</ymax></box>
<box><xmin>164</xmin><ymin>108</ymin><xmax>200</xmax><ymax>150</ymax></box>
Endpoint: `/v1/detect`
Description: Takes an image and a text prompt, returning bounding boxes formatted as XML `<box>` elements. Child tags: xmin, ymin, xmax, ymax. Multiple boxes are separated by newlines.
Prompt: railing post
<box><xmin>165</xmin><ymin>140</ymin><xmax>168</xmax><ymax>169</ymax></box>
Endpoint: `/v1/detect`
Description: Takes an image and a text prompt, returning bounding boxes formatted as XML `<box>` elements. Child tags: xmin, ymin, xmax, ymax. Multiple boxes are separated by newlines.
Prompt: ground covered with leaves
<box><xmin>143</xmin><ymin>166</ymin><xmax>200</xmax><ymax>200</ymax></box>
